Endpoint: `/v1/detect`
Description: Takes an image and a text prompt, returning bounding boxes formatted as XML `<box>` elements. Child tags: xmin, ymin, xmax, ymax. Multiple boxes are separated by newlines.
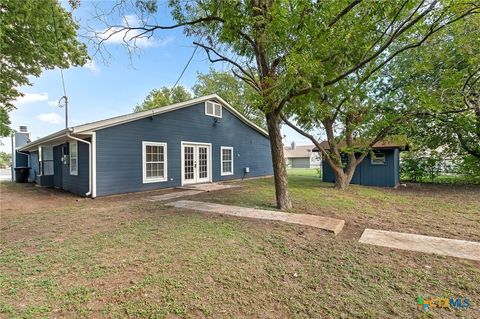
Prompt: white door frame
<box><xmin>180</xmin><ymin>141</ymin><xmax>212</xmax><ymax>186</ymax></box>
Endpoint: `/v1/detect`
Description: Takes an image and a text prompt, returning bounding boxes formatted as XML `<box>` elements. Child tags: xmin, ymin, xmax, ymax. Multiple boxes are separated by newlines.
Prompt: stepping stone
<box><xmin>359</xmin><ymin>229</ymin><xmax>480</xmax><ymax>261</ymax></box>
<box><xmin>179</xmin><ymin>183</ymin><xmax>240</xmax><ymax>192</ymax></box>
<box><xmin>165</xmin><ymin>200</ymin><xmax>345</xmax><ymax>235</ymax></box>
<box><xmin>145</xmin><ymin>190</ymin><xmax>204</xmax><ymax>202</ymax></box>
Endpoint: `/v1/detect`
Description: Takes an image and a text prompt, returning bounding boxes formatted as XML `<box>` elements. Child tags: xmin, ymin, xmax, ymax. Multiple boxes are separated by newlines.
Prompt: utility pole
<box><xmin>58</xmin><ymin>95</ymin><xmax>68</xmax><ymax>129</ymax></box>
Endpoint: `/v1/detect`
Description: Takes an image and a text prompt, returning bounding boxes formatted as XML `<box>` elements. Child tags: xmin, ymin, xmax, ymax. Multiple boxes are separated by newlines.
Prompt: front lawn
<box><xmin>0</xmin><ymin>175</ymin><xmax>479</xmax><ymax>318</ymax></box>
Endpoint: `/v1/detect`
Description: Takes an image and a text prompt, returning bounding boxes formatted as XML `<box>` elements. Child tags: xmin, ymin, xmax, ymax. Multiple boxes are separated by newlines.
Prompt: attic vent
<box><xmin>205</xmin><ymin>101</ymin><xmax>222</xmax><ymax>118</ymax></box>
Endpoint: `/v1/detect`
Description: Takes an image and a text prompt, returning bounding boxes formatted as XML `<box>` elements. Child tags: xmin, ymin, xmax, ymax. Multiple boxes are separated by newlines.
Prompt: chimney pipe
<box><xmin>19</xmin><ymin>126</ymin><xmax>28</xmax><ymax>132</ymax></box>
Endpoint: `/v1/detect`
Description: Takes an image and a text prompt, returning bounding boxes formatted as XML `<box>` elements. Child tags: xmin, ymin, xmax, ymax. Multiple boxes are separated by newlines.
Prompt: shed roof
<box><xmin>313</xmin><ymin>140</ymin><xmax>407</xmax><ymax>152</ymax></box>
<box><xmin>284</xmin><ymin>145</ymin><xmax>316</xmax><ymax>158</ymax></box>
<box><xmin>18</xmin><ymin>94</ymin><xmax>268</xmax><ymax>152</ymax></box>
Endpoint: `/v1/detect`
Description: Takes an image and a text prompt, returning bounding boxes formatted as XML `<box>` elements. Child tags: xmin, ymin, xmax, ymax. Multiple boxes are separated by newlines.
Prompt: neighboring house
<box><xmin>13</xmin><ymin>95</ymin><xmax>273</xmax><ymax>197</ymax></box>
<box><xmin>316</xmin><ymin>140</ymin><xmax>407</xmax><ymax>187</ymax></box>
<box><xmin>284</xmin><ymin>142</ymin><xmax>321</xmax><ymax>168</ymax></box>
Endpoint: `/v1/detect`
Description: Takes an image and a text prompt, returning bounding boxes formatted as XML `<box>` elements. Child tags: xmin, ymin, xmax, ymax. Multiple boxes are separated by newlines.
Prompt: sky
<box><xmin>1</xmin><ymin>1</ymin><xmax>312</xmax><ymax>152</ymax></box>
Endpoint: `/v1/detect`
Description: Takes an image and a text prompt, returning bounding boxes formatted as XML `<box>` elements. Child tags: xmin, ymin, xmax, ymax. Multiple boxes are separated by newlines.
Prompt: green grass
<box><xmin>1</xmin><ymin>177</ymin><xmax>479</xmax><ymax>318</ymax></box>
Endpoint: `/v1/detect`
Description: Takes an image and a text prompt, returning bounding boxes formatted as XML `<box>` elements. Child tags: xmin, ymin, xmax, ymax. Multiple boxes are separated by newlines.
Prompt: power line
<box><xmin>49</xmin><ymin>0</ymin><xmax>68</xmax><ymax>98</ymax></box>
<box><xmin>172</xmin><ymin>44</ymin><xmax>198</xmax><ymax>89</ymax></box>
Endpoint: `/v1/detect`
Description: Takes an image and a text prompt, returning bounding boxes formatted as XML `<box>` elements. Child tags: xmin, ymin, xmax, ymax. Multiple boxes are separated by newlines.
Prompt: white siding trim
<box><xmin>91</xmin><ymin>132</ymin><xmax>97</xmax><ymax>198</ymax></box>
<box><xmin>220</xmin><ymin>146</ymin><xmax>234</xmax><ymax>176</ymax></box>
<box><xmin>142</xmin><ymin>141</ymin><xmax>168</xmax><ymax>183</ymax></box>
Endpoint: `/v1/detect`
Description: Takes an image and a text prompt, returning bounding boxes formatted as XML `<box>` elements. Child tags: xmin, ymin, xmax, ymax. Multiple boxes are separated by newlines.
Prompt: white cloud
<box><xmin>37</xmin><ymin>113</ymin><xmax>64</xmax><ymax>124</ymax></box>
<box><xmin>84</xmin><ymin>59</ymin><xmax>99</xmax><ymax>72</ymax></box>
<box><xmin>96</xmin><ymin>15</ymin><xmax>173</xmax><ymax>48</ymax></box>
<box><xmin>47</xmin><ymin>100</ymin><xmax>58</xmax><ymax>107</ymax></box>
<box><xmin>14</xmin><ymin>93</ymin><xmax>48</xmax><ymax>106</ymax></box>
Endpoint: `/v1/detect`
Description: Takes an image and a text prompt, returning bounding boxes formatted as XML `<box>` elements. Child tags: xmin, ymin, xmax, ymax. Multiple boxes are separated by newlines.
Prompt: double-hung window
<box><xmin>38</xmin><ymin>146</ymin><xmax>54</xmax><ymax>176</ymax></box>
<box><xmin>221</xmin><ymin>146</ymin><xmax>234</xmax><ymax>176</ymax></box>
<box><xmin>205</xmin><ymin>101</ymin><xmax>222</xmax><ymax>118</ymax></box>
<box><xmin>143</xmin><ymin>142</ymin><xmax>167</xmax><ymax>183</ymax></box>
<box><xmin>70</xmin><ymin>141</ymin><xmax>78</xmax><ymax>175</ymax></box>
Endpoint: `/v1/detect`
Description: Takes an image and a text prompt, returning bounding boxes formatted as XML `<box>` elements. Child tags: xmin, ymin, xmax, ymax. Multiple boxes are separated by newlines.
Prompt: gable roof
<box><xmin>19</xmin><ymin>94</ymin><xmax>268</xmax><ymax>152</ymax></box>
<box><xmin>283</xmin><ymin>145</ymin><xmax>315</xmax><ymax>158</ymax></box>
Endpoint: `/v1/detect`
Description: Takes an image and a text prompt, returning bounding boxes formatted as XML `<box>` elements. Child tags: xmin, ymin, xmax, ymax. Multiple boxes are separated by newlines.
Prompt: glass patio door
<box><xmin>182</xmin><ymin>143</ymin><xmax>211</xmax><ymax>184</ymax></box>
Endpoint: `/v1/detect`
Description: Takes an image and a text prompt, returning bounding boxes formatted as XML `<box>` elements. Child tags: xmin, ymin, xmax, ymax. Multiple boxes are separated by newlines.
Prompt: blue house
<box><xmin>14</xmin><ymin>95</ymin><xmax>273</xmax><ymax>197</ymax></box>
<box><xmin>317</xmin><ymin>140</ymin><xmax>406</xmax><ymax>187</ymax></box>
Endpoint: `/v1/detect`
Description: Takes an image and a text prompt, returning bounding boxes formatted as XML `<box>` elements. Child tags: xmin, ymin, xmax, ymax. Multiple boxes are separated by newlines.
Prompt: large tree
<box><xmin>134</xmin><ymin>85</ymin><xmax>192</xmax><ymax>112</ymax></box>
<box><xmin>281</xmin><ymin>1</ymin><xmax>479</xmax><ymax>189</ymax></box>
<box><xmin>0</xmin><ymin>0</ymin><xmax>88</xmax><ymax>136</ymax></box>
<box><xmin>92</xmin><ymin>0</ymin><xmax>478</xmax><ymax>205</ymax></box>
<box><xmin>193</xmin><ymin>69</ymin><xmax>265</xmax><ymax>128</ymax></box>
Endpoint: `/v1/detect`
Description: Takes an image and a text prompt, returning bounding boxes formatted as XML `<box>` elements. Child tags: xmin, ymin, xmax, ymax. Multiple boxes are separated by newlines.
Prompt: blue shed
<box><xmin>14</xmin><ymin>95</ymin><xmax>273</xmax><ymax>197</ymax></box>
<box><xmin>317</xmin><ymin>141</ymin><xmax>406</xmax><ymax>187</ymax></box>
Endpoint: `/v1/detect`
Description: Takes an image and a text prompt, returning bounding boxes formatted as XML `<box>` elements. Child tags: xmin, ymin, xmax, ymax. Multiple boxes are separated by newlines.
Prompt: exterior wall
<box><xmin>11</xmin><ymin>131</ymin><xmax>30</xmax><ymax>180</ymax></box>
<box><xmin>95</xmin><ymin>102</ymin><xmax>272</xmax><ymax>196</ymax></box>
<box><xmin>322</xmin><ymin>149</ymin><xmax>399</xmax><ymax>187</ymax></box>
<box><xmin>60</xmin><ymin>142</ymin><xmax>90</xmax><ymax>195</ymax></box>
<box><xmin>26</xmin><ymin>142</ymin><xmax>89</xmax><ymax>196</ymax></box>
<box><xmin>290</xmin><ymin>157</ymin><xmax>311</xmax><ymax>168</ymax></box>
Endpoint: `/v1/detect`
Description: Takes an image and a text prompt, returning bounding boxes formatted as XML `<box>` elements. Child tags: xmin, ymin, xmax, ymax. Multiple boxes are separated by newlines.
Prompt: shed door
<box><xmin>182</xmin><ymin>143</ymin><xmax>211</xmax><ymax>185</ymax></box>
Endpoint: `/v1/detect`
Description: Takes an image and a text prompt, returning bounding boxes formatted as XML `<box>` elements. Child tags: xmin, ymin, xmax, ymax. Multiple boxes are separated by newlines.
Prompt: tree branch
<box><xmin>328</xmin><ymin>0</ymin><xmax>363</xmax><ymax>28</ymax></box>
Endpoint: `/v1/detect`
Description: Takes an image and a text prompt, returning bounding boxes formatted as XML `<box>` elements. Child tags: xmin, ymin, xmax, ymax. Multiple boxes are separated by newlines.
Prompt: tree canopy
<box><xmin>193</xmin><ymin>69</ymin><xmax>265</xmax><ymax>128</ymax></box>
<box><xmin>0</xmin><ymin>0</ymin><xmax>88</xmax><ymax>136</ymax></box>
<box><xmin>134</xmin><ymin>86</ymin><xmax>192</xmax><ymax>112</ymax></box>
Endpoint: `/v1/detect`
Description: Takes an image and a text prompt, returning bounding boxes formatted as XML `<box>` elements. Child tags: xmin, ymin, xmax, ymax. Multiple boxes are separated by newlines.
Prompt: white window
<box><xmin>205</xmin><ymin>101</ymin><xmax>222</xmax><ymax>118</ymax></box>
<box><xmin>70</xmin><ymin>141</ymin><xmax>78</xmax><ymax>175</ymax></box>
<box><xmin>142</xmin><ymin>142</ymin><xmax>167</xmax><ymax>183</ymax></box>
<box><xmin>38</xmin><ymin>146</ymin><xmax>54</xmax><ymax>176</ymax></box>
<box><xmin>221</xmin><ymin>146</ymin><xmax>234</xmax><ymax>176</ymax></box>
<box><xmin>371</xmin><ymin>152</ymin><xmax>386</xmax><ymax>165</ymax></box>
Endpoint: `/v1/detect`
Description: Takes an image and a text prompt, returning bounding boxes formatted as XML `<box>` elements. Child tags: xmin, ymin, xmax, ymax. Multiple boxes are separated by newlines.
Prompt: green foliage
<box><xmin>0</xmin><ymin>151</ymin><xmax>12</xmax><ymax>168</ymax></box>
<box><xmin>133</xmin><ymin>86</ymin><xmax>192</xmax><ymax>112</ymax></box>
<box><xmin>458</xmin><ymin>155</ymin><xmax>480</xmax><ymax>180</ymax></box>
<box><xmin>0</xmin><ymin>0</ymin><xmax>88</xmax><ymax>136</ymax></box>
<box><xmin>193</xmin><ymin>69</ymin><xmax>265</xmax><ymax>128</ymax></box>
<box><xmin>401</xmin><ymin>152</ymin><xmax>444</xmax><ymax>183</ymax></box>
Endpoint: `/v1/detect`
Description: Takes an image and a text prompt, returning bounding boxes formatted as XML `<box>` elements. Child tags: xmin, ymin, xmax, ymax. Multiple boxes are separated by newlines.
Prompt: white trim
<box><xmin>142</xmin><ymin>141</ymin><xmax>168</xmax><ymax>183</ymax></box>
<box><xmin>205</xmin><ymin>101</ymin><xmax>222</xmax><ymax>118</ymax></box>
<box><xmin>69</xmin><ymin>141</ymin><xmax>78</xmax><ymax>175</ymax></box>
<box><xmin>371</xmin><ymin>152</ymin><xmax>386</xmax><ymax>165</ymax></box>
<box><xmin>70</xmin><ymin>94</ymin><xmax>267</xmax><ymax>137</ymax></box>
<box><xmin>91</xmin><ymin>132</ymin><xmax>97</xmax><ymax>198</ymax></box>
<box><xmin>18</xmin><ymin>95</ymin><xmax>268</xmax><ymax>153</ymax></box>
<box><xmin>180</xmin><ymin>141</ymin><xmax>212</xmax><ymax>186</ymax></box>
<box><xmin>220</xmin><ymin>146</ymin><xmax>234</xmax><ymax>176</ymax></box>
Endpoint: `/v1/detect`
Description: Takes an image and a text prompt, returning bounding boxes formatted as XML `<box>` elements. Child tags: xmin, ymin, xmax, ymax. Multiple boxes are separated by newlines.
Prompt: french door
<box><xmin>182</xmin><ymin>142</ymin><xmax>211</xmax><ymax>185</ymax></box>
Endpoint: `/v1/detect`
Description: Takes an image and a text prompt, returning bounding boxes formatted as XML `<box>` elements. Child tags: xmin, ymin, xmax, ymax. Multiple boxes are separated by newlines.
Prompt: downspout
<box><xmin>66</xmin><ymin>131</ymin><xmax>92</xmax><ymax>197</ymax></box>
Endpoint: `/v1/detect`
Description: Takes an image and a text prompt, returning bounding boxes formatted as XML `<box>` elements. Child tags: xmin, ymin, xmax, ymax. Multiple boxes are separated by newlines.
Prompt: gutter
<box><xmin>67</xmin><ymin>130</ymin><xmax>94</xmax><ymax>198</ymax></box>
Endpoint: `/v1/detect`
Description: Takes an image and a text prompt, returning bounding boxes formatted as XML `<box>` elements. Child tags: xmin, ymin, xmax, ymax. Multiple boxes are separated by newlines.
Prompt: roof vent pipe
<box><xmin>291</xmin><ymin>141</ymin><xmax>296</xmax><ymax>149</ymax></box>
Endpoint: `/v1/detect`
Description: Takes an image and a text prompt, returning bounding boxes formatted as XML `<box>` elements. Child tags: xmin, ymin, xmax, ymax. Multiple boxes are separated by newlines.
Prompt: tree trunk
<box><xmin>332</xmin><ymin>161</ymin><xmax>357</xmax><ymax>190</ymax></box>
<box><xmin>266</xmin><ymin>111</ymin><xmax>292</xmax><ymax>209</ymax></box>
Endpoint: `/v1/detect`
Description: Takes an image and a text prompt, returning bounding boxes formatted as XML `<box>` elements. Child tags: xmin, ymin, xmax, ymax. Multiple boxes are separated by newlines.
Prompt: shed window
<box><xmin>221</xmin><ymin>146</ymin><xmax>234</xmax><ymax>176</ymax></box>
<box><xmin>70</xmin><ymin>142</ymin><xmax>78</xmax><ymax>175</ymax></box>
<box><xmin>371</xmin><ymin>152</ymin><xmax>386</xmax><ymax>165</ymax></box>
<box><xmin>205</xmin><ymin>101</ymin><xmax>222</xmax><ymax>118</ymax></box>
<box><xmin>38</xmin><ymin>146</ymin><xmax>54</xmax><ymax>176</ymax></box>
<box><xmin>143</xmin><ymin>142</ymin><xmax>167</xmax><ymax>183</ymax></box>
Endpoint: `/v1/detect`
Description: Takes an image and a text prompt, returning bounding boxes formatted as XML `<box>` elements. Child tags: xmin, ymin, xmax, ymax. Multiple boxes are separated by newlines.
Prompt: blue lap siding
<box><xmin>322</xmin><ymin>149</ymin><xmax>400</xmax><ymax>187</ymax></box>
<box><xmin>95</xmin><ymin>102</ymin><xmax>272</xmax><ymax>196</ymax></box>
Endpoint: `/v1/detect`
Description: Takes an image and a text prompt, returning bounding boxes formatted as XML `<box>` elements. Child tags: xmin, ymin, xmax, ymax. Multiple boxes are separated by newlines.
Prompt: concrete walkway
<box><xmin>165</xmin><ymin>200</ymin><xmax>345</xmax><ymax>235</ymax></box>
<box><xmin>145</xmin><ymin>190</ymin><xmax>205</xmax><ymax>202</ymax></box>
<box><xmin>359</xmin><ymin>229</ymin><xmax>480</xmax><ymax>261</ymax></box>
<box><xmin>179</xmin><ymin>183</ymin><xmax>240</xmax><ymax>192</ymax></box>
